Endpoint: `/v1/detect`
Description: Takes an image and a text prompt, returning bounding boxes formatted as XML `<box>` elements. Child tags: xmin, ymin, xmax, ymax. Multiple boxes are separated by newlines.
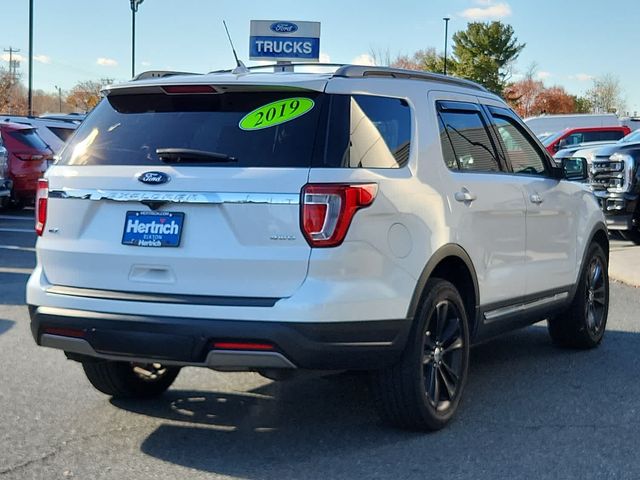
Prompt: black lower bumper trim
<box><xmin>29</xmin><ymin>306</ymin><xmax>412</xmax><ymax>370</ymax></box>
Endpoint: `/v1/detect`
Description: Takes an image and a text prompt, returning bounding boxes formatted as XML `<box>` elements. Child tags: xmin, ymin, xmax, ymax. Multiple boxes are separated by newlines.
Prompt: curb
<box><xmin>609</xmin><ymin>246</ymin><xmax>640</xmax><ymax>288</ymax></box>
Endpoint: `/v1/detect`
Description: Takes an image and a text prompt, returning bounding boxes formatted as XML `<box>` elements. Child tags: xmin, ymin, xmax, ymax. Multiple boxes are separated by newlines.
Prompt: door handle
<box><xmin>530</xmin><ymin>193</ymin><xmax>544</xmax><ymax>204</ymax></box>
<box><xmin>454</xmin><ymin>189</ymin><xmax>477</xmax><ymax>203</ymax></box>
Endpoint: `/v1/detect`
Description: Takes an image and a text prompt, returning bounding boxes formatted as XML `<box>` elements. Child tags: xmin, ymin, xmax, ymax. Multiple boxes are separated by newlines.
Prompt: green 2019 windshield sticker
<box><xmin>239</xmin><ymin>97</ymin><xmax>315</xmax><ymax>131</ymax></box>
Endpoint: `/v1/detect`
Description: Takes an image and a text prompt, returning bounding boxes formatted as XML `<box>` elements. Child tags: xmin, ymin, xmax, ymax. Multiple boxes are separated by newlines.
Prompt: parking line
<box><xmin>0</xmin><ymin>267</ymin><xmax>33</xmax><ymax>275</ymax></box>
<box><xmin>0</xmin><ymin>215</ymin><xmax>33</xmax><ymax>221</ymax></box>
<box><xmin>0</xmin><ymin>228</ymin><xmax>33</xmax><ymax>233</ymax></box>
<box><xmin>0</xmin><ymin>245</ymin><xmax>36</xmax><ymax>252</ymax></box>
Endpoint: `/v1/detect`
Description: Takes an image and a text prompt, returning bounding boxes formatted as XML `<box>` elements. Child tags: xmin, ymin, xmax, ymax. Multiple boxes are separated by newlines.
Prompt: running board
<box><xmin>483</xmin><ymin>292</ymin><xmax>569</xmax><ymax>324</ymax></box>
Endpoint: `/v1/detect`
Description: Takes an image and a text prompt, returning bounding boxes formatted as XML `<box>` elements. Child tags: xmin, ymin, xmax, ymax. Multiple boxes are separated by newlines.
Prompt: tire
<box><xmin>370</xmin><ymin>278</ymin><xmax>470</xmax><ymax>431</ymax></box>
<box><xmin>619</xmin><ymin>228</ymin><xmax>640</xmax><ymax>245</ymax></box>
<box><xmin>548</xmin><ymin>242</ymin><xmax>609</xmax><ymax>349</ymax></box>
<box><xmin>82</xmin><ymin>360</ymin><xmax>180</xmax><ymax>398</ymax></box>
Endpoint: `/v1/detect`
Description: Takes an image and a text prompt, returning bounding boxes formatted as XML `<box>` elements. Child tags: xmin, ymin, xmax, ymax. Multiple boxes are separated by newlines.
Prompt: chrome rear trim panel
<box><xmin>48</xmin><ymin>188</ymin><xmax>300</xmax><ymax>205</ymax></box>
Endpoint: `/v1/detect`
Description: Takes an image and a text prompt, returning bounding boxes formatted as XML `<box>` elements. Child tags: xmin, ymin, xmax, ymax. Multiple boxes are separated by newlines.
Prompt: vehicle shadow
<box><xmin>0</xmin><ymin>319</ymin><xmax>14</xmax><ymax>335</ymax></box>
<box><xmin>112</xmin><ymin>325</ymin><xmax>640</xmax><ymax>478</ymax></box>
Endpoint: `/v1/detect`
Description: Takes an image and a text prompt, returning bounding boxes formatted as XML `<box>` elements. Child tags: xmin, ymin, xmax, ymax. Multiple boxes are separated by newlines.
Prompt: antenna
<box><xmin>223</xmin><ymin>21</ymin><xmax>249</xmax><ymax>74</ymax></box>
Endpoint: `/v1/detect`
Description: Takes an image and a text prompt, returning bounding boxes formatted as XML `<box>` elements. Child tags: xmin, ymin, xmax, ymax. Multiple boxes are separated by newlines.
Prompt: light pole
<box><xmin>443</xmin><ymin>17</ymin><xmax>450</xmax><ymax>76</ymax></box>
<box><xmin>28</xmin><ymin>0</ymin><xmax>34</xmax><ymax>115</ymax></box>
<box><xmin>130</xmin><ymin>0</ymin><xmax>144</xmax><ymax>78</ymax></box>
<box><xmin>55</xmin><ymin>85</ymin><xmax>62</xmax><ymax>112</ymax></box>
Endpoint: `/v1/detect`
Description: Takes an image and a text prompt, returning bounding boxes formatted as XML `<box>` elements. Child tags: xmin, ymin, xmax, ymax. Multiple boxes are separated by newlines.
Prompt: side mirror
<box><xmin>562</xmin><ymin>157</ymin><xmax>589</xmax><ymax>182</ymax></box>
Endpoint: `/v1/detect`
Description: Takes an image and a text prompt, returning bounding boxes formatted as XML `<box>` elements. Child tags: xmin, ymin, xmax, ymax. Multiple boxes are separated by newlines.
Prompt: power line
<box><xmin>3</xmin><ymin>47</ymin><xmax>21</xmax><ymax>82</ymax></box>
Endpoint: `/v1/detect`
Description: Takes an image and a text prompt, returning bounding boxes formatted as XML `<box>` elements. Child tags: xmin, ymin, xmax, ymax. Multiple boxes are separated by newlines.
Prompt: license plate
<box><xmin>122</xmin><ymin>211</ymin><xmax>184</xmax><ymax>247</ymax></box>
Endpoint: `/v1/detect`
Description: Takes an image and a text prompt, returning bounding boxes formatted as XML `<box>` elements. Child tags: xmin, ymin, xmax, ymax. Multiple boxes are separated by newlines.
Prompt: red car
<box><xmin>0</xmin><ymin>122</ymin><xmax>53</xmax><ymax>207</ymax></box>
<box><xmin>542</xmin><ymin>126</ymin><xmax>631</xmax><ymax>155</ymax></box>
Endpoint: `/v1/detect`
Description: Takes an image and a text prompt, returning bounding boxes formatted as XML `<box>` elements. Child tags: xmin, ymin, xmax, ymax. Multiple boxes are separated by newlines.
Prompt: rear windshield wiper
<box><xmin>156</xmin><ymin>148</ymin><xmax>237</xmax><ymax>164</ymax></box>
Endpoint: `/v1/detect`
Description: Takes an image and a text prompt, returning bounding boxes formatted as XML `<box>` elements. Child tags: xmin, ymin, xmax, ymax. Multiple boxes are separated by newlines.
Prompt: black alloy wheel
<box><xmin>423</xmin><ymin>300</ymin><xmax>465</xmax><ymax>412</ymax></box>
<box><xmin>371</xmin><ymin>278</ymin><xmax>470</xmax><ymax>431</ymax></box>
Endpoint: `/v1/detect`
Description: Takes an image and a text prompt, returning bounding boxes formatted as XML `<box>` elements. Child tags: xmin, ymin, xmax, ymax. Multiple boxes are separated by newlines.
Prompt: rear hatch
<box><xmin>41</xmin><ymin>85</ymin><xmax>328</xmax><ymax>299</ymax></box>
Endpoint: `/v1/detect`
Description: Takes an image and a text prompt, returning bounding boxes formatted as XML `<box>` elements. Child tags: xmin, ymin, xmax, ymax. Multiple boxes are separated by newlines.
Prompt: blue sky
<box><xmin>2</xmin><ymin>0</ymin><xmax>639</xmax><ymax>113</ymax></box>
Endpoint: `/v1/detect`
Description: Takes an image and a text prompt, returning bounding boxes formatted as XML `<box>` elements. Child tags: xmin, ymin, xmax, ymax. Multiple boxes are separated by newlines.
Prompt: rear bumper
<box><xmin>29</xmin><ymin>305</ymin><xmax>412</xmax><ymax>370</ymax></box>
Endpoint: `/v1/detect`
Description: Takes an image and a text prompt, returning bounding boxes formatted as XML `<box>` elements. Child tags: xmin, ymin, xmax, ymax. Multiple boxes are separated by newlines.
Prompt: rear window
<box><xmin>58</xmin><ymin>90</ymin><xmax>412</xmax><ymax>169</ymax></box>
<box><xmin>8</xmin><ymin>129</ymin><xmax>49</xmax><ymax>151</ymax></box>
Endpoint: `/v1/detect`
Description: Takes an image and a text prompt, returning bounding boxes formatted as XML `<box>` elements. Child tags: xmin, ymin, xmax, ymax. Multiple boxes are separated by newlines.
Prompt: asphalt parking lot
<box><xmin>1</xmin><ymin>209</ymin><xmax>640</xmax><ymax>479</ymax></box>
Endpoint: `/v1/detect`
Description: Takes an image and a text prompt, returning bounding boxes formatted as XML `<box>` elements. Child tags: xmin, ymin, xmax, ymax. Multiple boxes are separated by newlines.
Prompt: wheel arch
<box><xmin>570</xmin><ymin>221</ymin><xmax>609</xmax><ymax>302</ymax></box>
<box><xmin>408</xmin><ymin>244</ymin><xmax>480</xmax><ymax>338</ymax></box>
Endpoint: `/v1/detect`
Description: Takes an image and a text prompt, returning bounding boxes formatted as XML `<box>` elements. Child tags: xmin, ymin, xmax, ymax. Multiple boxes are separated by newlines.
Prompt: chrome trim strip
<box><xmin>483</xmin><ymin>292</ymin><xmax>569</xmax><ymax>324</ymax></box>
<box><xmin>40</xmin><ymin>334</ymin><xmax>297</xmax><ymax>369</ymax></box>
<box><xmin>48</xmin><ymin>188</ymin><xmax>300</xmax><ymax>205</ymax></box>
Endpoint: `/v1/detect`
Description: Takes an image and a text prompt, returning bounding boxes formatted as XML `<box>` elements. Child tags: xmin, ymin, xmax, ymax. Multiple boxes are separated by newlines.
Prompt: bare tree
<box><xmin>587</xmin><ymin>74</ymin><xmax>626</xmax><ymax>114</ymax></box>
<box><xmin>65</xmin><ymin>78</ymin><xmax>113</xmax><ymax>113</ymax></box>
<box><xmin>368</xmin><ymin>46</ymin><xmax>392</xmax><ymax>66</ymax></box>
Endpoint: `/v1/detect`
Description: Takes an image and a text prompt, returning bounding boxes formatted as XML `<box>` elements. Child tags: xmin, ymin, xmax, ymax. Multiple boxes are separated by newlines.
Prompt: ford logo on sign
<box><xmin>138</xmin><ymin>171</ymin><xmax>170</xmax><ymax>185</ymax></box>
<box><xmin>270</xmin><ymin>22</ymin><xmax>298</xmax><ymax>33</ymax></box>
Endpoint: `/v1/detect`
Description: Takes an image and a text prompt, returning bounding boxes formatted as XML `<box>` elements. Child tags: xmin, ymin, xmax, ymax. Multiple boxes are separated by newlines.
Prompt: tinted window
<box><xmin>322</xmin><ymin>95</ymin><xmax>411</xmax><ymax>168</ymax></box>
<box><xmin>48</xmin><ymin>126</ymin><xmax>76</xmax><ymax>142</ymax></box>
<box><xmin>8</xmin><ymin>129</ymin><xmax>49</xmax><ymax>151</ymax></box>
<box><xmin>565</xmin><ymin>133</ymin><xmax>583</xmax><ymax>145</ymax></box>
<box><xmin>59</xmin><ymin>92</ymin><xmax>325</xmax><ymax>167</ymax></box>
<box><xmin>593</xmin><ymin>130</ymin><xmax>624</xmax><ymax>142</ymax></box>
<box><xmin>491</xmin><ymin>114</ymin><xmax>546</xmax><ymax>175</ymax></box>
<box><xmin>438</xmin><ymin>108</ymin><xmax>500</xmax><ymax>172</ymax></box>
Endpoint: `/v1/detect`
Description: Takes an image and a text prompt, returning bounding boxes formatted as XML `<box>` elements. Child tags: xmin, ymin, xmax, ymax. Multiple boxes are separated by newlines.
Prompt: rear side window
<box><xmin>48</xmin><ymin>126</ymin><xmax>76</xmax><ymax>142</ymax></box>
<box><xmin>438</xmin><ymin>106</ymin><xmax>500</xmax><ymax>172</ymax></box>
<box><xmin>8</xmin><ymin>129</ymin><xmax>49</xmax><ymax>151</ymax></box>
<box><xmin>59</xmin><ymin>91</ymin><xmax>325</xmax><ymax>167</ymax></box>
<box><xmin>321</xmin><ymin>95</ymin><xmax>412</xmax><ymax>168</ymax></box>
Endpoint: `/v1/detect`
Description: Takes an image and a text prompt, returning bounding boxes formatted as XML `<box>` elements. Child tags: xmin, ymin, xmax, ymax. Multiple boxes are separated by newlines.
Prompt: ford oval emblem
<box><xmin>138</xmin><ymin>171</ymin><xmax>170</xmax><ymax>185</ymax></box>
<box><xmin>270</xmin><ymin>22</ymin><xmax>298</xmax><ymax>34</ymax></box>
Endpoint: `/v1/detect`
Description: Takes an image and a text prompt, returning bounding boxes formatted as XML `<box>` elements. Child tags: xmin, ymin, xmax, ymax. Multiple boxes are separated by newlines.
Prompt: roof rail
<box><xmin>333</xmin><ymin>65</ymin><xmax>488</xmax><ymax>92</ymax></box>
<box><xmin>132</xmin><ymin>70</ymin><xmax>200</xmax><ymax>81</ymax></box>
<box><xmin>208</xmin><ymin>63</ymin><xmax>345</xmax><ymax>74</ymax></box>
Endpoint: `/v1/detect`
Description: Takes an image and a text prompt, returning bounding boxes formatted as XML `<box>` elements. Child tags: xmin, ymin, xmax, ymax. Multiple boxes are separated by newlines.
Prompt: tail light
<box><xmin>301</xmin><ymin>184</ymin><xmax>377</xmax><ymax>247</ymax></box>
<box><xmin>35</xmin><ymin>179</ymin><xmax>48</xmax><ymax>236</ymax></box>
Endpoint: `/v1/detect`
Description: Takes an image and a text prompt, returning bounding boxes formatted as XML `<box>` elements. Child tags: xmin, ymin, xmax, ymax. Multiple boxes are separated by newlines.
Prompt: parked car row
<box><xmin>0</xmin><ymin>115</ymin><xmax>79</xmax><ymax>208</ymax></box>
<box><xmin>546</xmin><ymin>126</ymin><xmax>640</xmax><ymax>244</ymax></box>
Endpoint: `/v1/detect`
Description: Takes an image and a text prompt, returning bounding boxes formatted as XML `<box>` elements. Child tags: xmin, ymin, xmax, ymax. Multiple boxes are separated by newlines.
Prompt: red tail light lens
<box><xmin>301</xmin><ymin>184</ymin><xmax>378</xmax><ymax>247</ymax></box>
<box><xmin>35</xmin><ymin>179</ymin><xmax>48</xmax><ymax>236</ymax></box>
<box><xmin>162</xmin><ymin>85</ymin><xmax>217</xmax><ymax>94</ymax></box>
<box><xmin>212</xmin><ymin>341</ymin><xmax>275</xmax><ymax>351</ymax></box>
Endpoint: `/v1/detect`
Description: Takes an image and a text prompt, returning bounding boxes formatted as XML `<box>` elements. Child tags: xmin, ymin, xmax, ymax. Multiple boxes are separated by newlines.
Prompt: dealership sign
<box><xmin>249</xmin><ymin>20</ymin><xmax>321</xmax><ymax>62</ymax></box>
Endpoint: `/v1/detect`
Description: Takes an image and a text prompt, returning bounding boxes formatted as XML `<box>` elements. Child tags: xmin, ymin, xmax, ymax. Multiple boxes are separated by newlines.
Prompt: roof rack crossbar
<box><xmin>208</xmin><ymin>63</ymin><xmax>346</xmax><ymax>74</ymax></box>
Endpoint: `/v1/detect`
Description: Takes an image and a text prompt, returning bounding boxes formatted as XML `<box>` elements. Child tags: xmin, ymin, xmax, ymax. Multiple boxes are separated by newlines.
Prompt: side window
<box><xmin>323</xmin><ymin>94</ymin><xmax>412</xmax><ymax>169</ymax></box>
<box><xmin>490</xmin><ymin>112</ymin><xmax>547</xmax><ymax>175</ymax></box>
<box><xmin>595</xmin><ymin>130</ymin><xmax>625</xmax><ymax>142</ymax></box>
<box><xmin>565</xmin><ymin>133</ymin><xmax>583</xmax><ymax>145</ymax></box>
<box><xmin>437</xmin><ymin>105</ymin><xmax>501</xmax><ymax>172</ymax></box>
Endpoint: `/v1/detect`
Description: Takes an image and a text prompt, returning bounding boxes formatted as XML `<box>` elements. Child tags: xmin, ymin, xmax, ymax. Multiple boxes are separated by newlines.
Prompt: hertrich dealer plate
<box><xmin>122</xmin><ymin>211</ymin><xmax>184</xmax><ymax>247</ymax></box>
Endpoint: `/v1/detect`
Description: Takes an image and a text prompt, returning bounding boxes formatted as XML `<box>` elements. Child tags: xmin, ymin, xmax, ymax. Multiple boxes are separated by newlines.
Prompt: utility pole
<box><xmin>443</xmin><ymin>17</ymin><xmax>450</xmax><ymax>76</ymax></box>
<box><xmin>55</xmin><ymin>85</ymin><xmax>63</xmax><ymax>112</ymax></box>
<box><xmin>28</xmin><ymin>0</ymin><xmax>34</xmax><ymax>116</ymax></box>
<box><xmin>3</xmin><ymin>47</ymin><xmax>21</xmax><ymax>82</ymax></box>
<box><xmin>130</xmin><ymin>0</ymin><xmax>145</xmax><ymax>78</ymax></box>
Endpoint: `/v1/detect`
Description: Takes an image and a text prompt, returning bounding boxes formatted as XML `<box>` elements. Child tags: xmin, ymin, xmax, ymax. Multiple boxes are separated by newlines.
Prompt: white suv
<box><xmin>27</xmin><ymin>65</ymin><xmax>609</xmax><ymax>431</ymax></box>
